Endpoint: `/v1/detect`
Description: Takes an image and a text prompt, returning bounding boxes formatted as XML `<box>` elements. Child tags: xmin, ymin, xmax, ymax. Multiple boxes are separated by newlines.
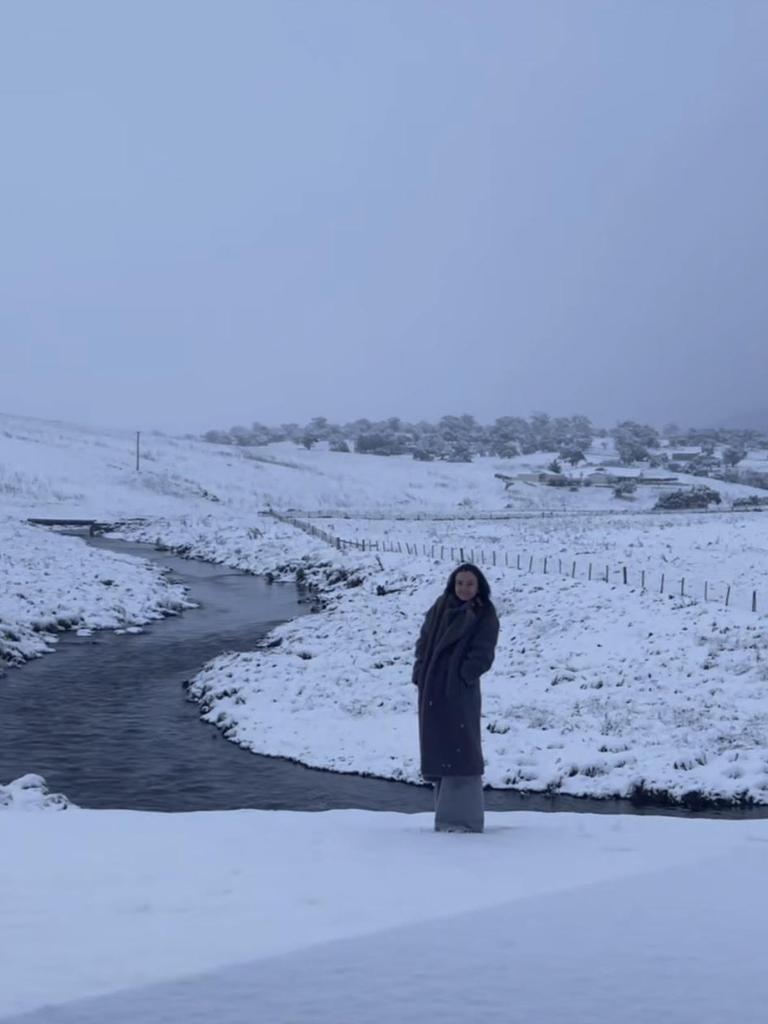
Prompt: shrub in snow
<box><xmin>559</xmin><ymin>446</ymin><xmax>585</xmax><ymax>466</ymax></box>
<box><xmin>722</xmin><ymin>446</ymin><xmax>747</xmax><ymax>467</ymax></box>
<box><xmin>732</xmin><ymin>495</ymin><xmax>768</xmax><ymax>509</ymax></box>
<box><xmin>443</xmin><ymin>442</ymin><xmax>473</xmax><ymax>463</ymax></box>
<box><xmin>355</xmin><ymin>432</ymin><xmax>409</xmax><ymax>456</ymax></box>
<box><xmin>654</xmin><ymin>486</ymin><xmax>722</xmax><ymax>510</ymax></box>
<box><xmin>613</xmin><ymin>480</ymin><xmax>637</xmax><ymax>499</ymax></box>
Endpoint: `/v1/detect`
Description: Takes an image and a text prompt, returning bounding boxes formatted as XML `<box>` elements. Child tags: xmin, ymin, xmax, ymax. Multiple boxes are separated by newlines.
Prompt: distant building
<box><xmin>585</xmin><ymin>470</ymin><xmax>678</xmax><ymax>487</ymax></box>
<box><xmin>669</xmin><ymin>447</ymin><xmax>703</xmax><ymax>460</ymax></box>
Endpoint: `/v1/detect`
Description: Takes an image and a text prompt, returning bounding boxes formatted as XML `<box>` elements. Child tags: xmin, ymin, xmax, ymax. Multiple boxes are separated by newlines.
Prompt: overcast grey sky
<box><xmin>2</xmin><ymin>1</ymin><xmax>767</xmax><ymax>434</ymax></box>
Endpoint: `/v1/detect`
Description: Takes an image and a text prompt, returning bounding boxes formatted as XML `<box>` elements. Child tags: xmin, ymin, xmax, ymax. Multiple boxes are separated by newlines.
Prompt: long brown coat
<box><xmin>412</xmin><ymin>593</ymin><xmax>499</xmax><ymax>780</ymax></box>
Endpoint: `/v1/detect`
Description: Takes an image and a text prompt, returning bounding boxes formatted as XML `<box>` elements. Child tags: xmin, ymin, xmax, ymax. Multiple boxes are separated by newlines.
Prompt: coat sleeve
<box><xmin>412</xmin><ymin>599</ymin><xmax>440</xmax><ymax>686</ymax></box>
<box><xmin>459</xmin><ymin>611</ymin><xmax>499</xmax><ymax>684</ymax></box>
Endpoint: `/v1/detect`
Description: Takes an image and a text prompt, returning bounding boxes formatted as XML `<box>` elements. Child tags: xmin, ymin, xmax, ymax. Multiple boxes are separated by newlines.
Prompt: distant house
<box><xmin>669</xmin><ymin>447</ymin><xmax>703</xmax><ymax>460</ymax></box>
<box><xmin>502</xmin><ymin>471</ymin><xmax>553</xmax><ymax>484</ymax></box>
<box><xmin>537</xmin><ymin>471</ymin><xmax>565</xmax><ymax>484</ymax></box>
<box><xmin>585</xmin><ymin>470</ymin><xmax>678</xmax><ymax>487</ymax></box>
<box><xmin>584</xmin><ymin>469</ymin><xmax>640</xmax><ymax>486</ymax></box>
<box><xmin>585</xmin><ymin>470</ymin><xmax>614</xmax><ymax>486</ymax></box>
<box><xmin>639</xmin><ymin>475</ymin><xmax>679</xmax><ymax>487</ymax></box>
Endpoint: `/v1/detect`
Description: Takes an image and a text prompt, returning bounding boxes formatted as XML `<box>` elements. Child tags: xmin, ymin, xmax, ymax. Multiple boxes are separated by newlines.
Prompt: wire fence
<box><xmin>267</xmin><ymin>511</ymin><xmax>762</xmax><ymax>615</ymax></box>
<box><xmin>265</xmin><ymin>506</ymin><xmax>767</xmax><ymax>522</ymax></box>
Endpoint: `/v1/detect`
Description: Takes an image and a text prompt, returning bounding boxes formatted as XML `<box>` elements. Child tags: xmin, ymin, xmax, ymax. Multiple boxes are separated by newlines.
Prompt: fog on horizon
<box><xmin>1</xmin><ymin>1</ymin><xmax>767</xmax><ymax>436</ymax></box>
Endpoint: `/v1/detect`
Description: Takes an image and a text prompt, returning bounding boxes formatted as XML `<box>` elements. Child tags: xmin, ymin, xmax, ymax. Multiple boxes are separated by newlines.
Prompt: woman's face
<box><xmin>454</xmin><ymin>570</ymin><xmax>479</xmax><ymax>602</ymax></box>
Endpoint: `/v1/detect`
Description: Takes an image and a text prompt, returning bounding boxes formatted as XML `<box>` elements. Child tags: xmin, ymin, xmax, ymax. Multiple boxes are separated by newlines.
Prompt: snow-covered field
<box><xmin>319</xmin><ymin>508</ymin><xmax>768</xmax><ymax>611</ymax></box>
<box><xmin>2</xmin><ymin>412</ymin><xmax>768</xmax><ymax>804</ymax></box>
<box><xmin>1</xmin><ymin>796</ymin><xmax>767</xmax><ymax>1022</ymax></box>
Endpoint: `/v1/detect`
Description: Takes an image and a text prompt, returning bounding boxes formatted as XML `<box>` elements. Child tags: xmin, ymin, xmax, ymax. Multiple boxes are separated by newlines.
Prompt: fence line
<box><xmin>265</xmin><ymin>511</ymin><xmax>761</xmax><ymax>615</ymax></box>
<box><xmin>263</xmin><ymin>506</ymin><xmax>767</xmax><ymax>523</ymax></box>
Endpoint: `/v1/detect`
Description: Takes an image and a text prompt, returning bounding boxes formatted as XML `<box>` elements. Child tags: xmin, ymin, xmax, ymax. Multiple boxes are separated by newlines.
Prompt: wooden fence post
<box><xmin>681</xmin><ymin>578</ymin><xmax>685</xmax><ymax>597</ymax></box>
<box><xmin>660</xmin><ymin>574</ymin><xmax>665</xmax><ymax>594</ymax></box>
<box><xmin>704</xmin><ymin>581</ymin><xmax>708</xmax><ymax>601</ymax></box>
<box><xmin>641</xmin><ymin>570</ymin><xmax>645</xmax><ymax>590</ymax></box>
<box><xmin>588</xmin><ymin>563</ymin><xmax>592</xmax><ymax>581</ymax></box>
<box><xmin>517</xmin><ymin>554</ymin><xmax>521</xmax><ymax>570</ymax></box>
<box><xmin>528</xmin><ymin>555</ymin><xmax>534</xmax><ymax>572</ymax></box>
<box><xmin>543</xmin><ymin>557</ymin><xmax>548</xmax><ymax>574</ymax></box>
<box><xmin>725</xmin><ymin>585</ymin><xmax>731</xmax><ymax>607</ymax></box>
<box><xmin>752</xmin><ymin>591</ymin><xmax>757</xmax><ymax>613</ymax></box>
<box><xmin>571</xmin><ymin>561</ymin><xmax>576</xmax><ymax>578</ymax></box>
<box><xmin>622</xmin><ymin>566</ymin><xmax>627</xmax><ymax>585</ymax></box>
<box><xmin>604</xmin><ymin>565</ymin><xmax>609</xmax><ymax>583</ymax></box>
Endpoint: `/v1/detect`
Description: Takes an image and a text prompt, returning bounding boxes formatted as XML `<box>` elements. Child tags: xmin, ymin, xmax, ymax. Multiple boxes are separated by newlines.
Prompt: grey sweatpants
<box><xmin>433</xmin><ymin>775</ymin><xmax>484</xmax><ymax>833</ymax></box>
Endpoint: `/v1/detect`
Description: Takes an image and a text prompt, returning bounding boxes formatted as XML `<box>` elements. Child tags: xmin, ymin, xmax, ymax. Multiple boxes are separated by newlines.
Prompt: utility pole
<box><xmin>136</xmin><ymin>431</ymin><xmax>141</xmax><ymax>471</ymax></box>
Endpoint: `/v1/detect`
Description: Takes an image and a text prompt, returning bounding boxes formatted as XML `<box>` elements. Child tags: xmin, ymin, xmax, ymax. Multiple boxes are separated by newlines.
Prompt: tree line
<box><xmin>203</xmin><ymin>414</ymin><xmax>767</xmax><ymax>464</ymax></box>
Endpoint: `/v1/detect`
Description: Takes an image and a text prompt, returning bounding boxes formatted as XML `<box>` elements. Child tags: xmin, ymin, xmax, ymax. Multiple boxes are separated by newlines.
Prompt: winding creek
<box><xmin>2</xmin><ymin>535</ymin><xmax>767</xmax><ymax>819</ymax></box>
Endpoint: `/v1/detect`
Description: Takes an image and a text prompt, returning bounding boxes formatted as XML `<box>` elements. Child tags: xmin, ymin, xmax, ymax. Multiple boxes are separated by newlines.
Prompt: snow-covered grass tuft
<box><xmin>0</xmin><ymin>773</ymin><xmax>74</xmax><ymax>811</ymax></box>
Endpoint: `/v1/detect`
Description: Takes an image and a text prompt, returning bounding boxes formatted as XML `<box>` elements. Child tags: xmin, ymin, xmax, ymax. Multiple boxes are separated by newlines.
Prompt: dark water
<box><xmin>1</xmin><ymin>536</ymin><xmax>766</xmax><ymax>819</ymax></box>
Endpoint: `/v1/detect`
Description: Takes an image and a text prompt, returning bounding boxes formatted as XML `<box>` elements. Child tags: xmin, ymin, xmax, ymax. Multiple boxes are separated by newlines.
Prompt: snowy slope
<box><xmin>2</xmin><ymin>410</ymin><xmax>764</xmax><ymax>518</ymax></box>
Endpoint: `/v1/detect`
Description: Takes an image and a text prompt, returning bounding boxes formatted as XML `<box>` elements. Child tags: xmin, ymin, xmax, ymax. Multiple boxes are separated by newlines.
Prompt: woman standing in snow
<box><xmin>412</xmin><ymin>563</ymin><xmax>499</xmax><ymax>833</ymax></box>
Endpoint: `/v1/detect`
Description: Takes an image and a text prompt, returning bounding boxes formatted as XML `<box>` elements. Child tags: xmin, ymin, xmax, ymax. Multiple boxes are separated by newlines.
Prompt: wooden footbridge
<box><xmin>27</xmin><ymin>518</ymin><xmax>147</xmax><ymax>536</ymax></box>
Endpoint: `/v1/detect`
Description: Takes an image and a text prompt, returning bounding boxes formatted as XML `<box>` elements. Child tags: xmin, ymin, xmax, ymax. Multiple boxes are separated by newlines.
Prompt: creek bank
<box><xmin>3</xmin><ymin>535</ymin><xmax>766</xmax><ymax>819</ymax></box>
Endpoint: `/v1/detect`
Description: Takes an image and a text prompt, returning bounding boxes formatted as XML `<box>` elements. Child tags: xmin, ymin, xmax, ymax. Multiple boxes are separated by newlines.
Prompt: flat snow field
<box><xmin>1</xmin><ymin>802</ymin><xmax>767</xmax><ymax>1023</ymax></box>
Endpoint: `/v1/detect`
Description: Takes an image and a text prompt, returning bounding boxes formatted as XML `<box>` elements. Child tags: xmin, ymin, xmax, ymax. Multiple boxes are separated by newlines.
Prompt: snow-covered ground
<box><xmin>0</xmin><ymin>517</ymin><xmax>193</xmax><ymax>669</ymax></box>
<box><xmin>3</xmin><ymin>413</ymin><xmax>768</xmax><ymax>1021</ymax></box>
<box><xmin>1</xmin><ymin>797</ymin><xmax>767</xmax><ymax>1022</ymax></box>
<box><xmin>2</xmin><ymin>412</ymin><xmax>768</xmax><ymax>804</ymax></box>
<box><xmin>319</xmin><ymin>508</ymin><xmax>768</xmax><ymax>610</ymax></box>
<box><xmin>184</xmin><ymin>554</ymin><xmax>768</xmax><ymax>804</ymax></box>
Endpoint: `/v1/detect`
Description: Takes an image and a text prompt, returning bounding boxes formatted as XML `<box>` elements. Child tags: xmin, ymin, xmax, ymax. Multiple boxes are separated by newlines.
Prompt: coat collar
<box><xmin>433</xmin><ymin>596</ymin><xmax>477</xmax><ymax>656</ymax></box>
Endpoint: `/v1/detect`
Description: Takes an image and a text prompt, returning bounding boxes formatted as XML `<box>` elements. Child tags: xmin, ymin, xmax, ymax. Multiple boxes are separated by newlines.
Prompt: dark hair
<box><xmin>444</xmin><ymin>563</ymin><xmax>496</xmax><ymax>613</ymax></box>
